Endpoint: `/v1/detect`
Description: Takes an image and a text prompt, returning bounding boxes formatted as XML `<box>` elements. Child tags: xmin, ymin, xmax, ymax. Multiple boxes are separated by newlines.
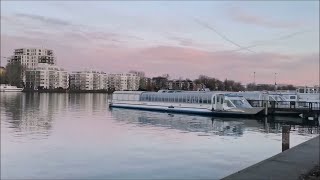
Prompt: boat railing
<box><xmin>247</xmin><ymin>100</ymin><xmax>320</xmax><ymax>110</ymax></box>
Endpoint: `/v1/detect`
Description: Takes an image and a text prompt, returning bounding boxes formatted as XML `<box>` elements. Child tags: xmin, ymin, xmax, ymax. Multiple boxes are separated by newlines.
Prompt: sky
<box><xmin>1</xmin><ymin>1</ymin><xmax>319</xmax><ymax>86</ymax></box>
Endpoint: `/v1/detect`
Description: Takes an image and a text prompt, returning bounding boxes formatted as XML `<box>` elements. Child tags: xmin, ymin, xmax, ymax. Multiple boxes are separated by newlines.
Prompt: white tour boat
<box><xmin>109</xmin><ymin>91</ymin><xmax>264</xmax><ymax>116</ymax></box>
<box><xmin>0</xmin><ymin>84</ymin><xmax>24</xmax><ymax>92</ymax></box>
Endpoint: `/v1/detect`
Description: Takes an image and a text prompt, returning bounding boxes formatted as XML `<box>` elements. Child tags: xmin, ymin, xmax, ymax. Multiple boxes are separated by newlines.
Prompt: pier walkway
<box><xmin>222</xmin><ymin>136</ymin><xmax>319</xmax><ymax>180</ymax></box>
<box><xmin>247</xmin><ymin>100</ymin><xmax>320</xmax><ymax>118</ymax></box>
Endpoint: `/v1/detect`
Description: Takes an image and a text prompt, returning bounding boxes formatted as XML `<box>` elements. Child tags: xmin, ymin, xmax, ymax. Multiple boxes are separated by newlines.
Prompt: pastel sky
<box><xmin>1</xmin><ymin>1</ymin><xmax>319</xmax><ymax>85</ymax></box>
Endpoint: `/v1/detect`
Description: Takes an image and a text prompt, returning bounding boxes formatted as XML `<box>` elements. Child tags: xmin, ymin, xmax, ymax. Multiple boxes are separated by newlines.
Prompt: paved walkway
<box><xmin>222</xmin><ymin>136</ymin><xmax>319</xmax><ymax>180</ymax></box>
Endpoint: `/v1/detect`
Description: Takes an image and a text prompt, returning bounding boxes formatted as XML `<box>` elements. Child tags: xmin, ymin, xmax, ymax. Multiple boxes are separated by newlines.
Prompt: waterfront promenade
<box><xmin>222</xmin><ymin>135</ymin><xmax>320</xmax><ymax>180</ymax></box>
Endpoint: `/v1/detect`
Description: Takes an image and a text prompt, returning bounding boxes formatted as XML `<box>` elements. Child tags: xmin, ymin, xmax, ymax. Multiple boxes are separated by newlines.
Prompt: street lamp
<box><xmin>274</xmin><ymin>73</ymin><xmax>278</xmax><ymax>91</ymax></box>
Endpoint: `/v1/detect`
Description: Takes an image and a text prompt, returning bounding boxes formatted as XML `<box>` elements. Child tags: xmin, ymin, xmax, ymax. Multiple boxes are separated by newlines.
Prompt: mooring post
<box><xmin>264</xmin><ymin>117</ymin><xmax>269</xmax><ymax>133</ymax></box>
<box><xmin>282</xmin><ymin>125</ymin><xmax>290</xmax><ymax>152</ymax></box>
<box><xmin>264</xmin><ymin>100</ymin><xmax>268</xmax><ymax>116</ymax></box>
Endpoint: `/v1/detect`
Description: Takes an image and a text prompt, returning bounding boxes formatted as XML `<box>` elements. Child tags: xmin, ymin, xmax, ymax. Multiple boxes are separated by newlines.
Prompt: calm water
<box><xmin>1</xmin><ymin>93</ymin><xmax>319</xmax><ymax>179</ymax></box>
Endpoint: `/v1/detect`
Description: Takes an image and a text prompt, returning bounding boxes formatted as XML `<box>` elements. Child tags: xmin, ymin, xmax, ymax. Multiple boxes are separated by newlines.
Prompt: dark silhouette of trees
<box><xmin>194</xmin><ymin>75</ymin><xmax>245</xmax><ymax>91</ymax></box>
<box><xmin>5</xmin><ymin>62</ymin><xmax>24</xmax><ymax>87</ymax></box>
<box><xmin>246</xmin><ymin>83</ymin><xmax>296</xmax><ymax>91</ymax></box>
<box><xmin>0</xmin><ymin>68</ymin><xmax>7</xmax><ymax>84</ymax></box>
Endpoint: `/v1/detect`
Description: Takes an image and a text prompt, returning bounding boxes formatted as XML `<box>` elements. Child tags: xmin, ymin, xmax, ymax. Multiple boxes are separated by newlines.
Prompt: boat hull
<box><xmin>0</xmin><ymin>89</ymin><xmax>23</xmax><ymax>92</ymax></box>
<box><xmin>109</xmin><ymin>101</ymin><xmax>264</xmax><ymax>117</ymax></box>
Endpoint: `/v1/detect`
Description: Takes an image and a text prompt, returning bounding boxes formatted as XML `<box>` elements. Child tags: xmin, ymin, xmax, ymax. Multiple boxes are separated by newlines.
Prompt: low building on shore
<box><xmin>108</xmin><ymin>73</ymin><xmax>140</xmax><ymax>91</ymax></box>
<box><xmin>69</xmin><ymin>70</ymin><xmax>105</xmax><ymax>90</ymax></box>
<box><xmin>167</xmin><ymin>79</ymin><xmax>194</xmax><ymax>91</ymax></box>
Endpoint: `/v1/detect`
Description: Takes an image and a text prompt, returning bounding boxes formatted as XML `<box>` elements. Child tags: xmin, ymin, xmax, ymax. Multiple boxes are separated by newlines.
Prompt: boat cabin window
<box><xmin>230</xmin><ymin>99</ymin><xmax>252</xmax><ymax>108</ymax></box>
<box><xmin>139</xmin><ymin>92</ymin><xmax>215</xmax><ymax>104</ymax></box>
<box><xmin>269</xmin><ymin>96</ymin><xmax>276</xmax><ymax>101</ymax></box>
<box><xmin>226</xmin><ymin>100</ymin><xmax>235</xmax><ymax>108</ymax></box>
<box><xmin>182</xmin><ymin>95</ymin><xmax>185</xmax><ymax>103</ymax></box>
<box><xmin>203</xmin><ymin>97</ymin><xmax>208</xmax><ymax>104</ymax></box>
<box><xmin>212</xmin><ymin>97</ymin><xmax>215</xmax><ymax>104</ymax></box>
<box><xmin>290</xmin><ymin>96</ymin><xmax>296</xmax><ymax>100</ymax></box>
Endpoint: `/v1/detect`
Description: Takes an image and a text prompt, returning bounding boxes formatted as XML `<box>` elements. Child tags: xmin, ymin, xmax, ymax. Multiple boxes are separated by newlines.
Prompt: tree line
<box><xmin>194</xmin><ymin>75</ymin><xmax>245</xmax><ymax>91</ymax></box>
<box><xmin>0</xmin><ymin>63</ymin><xmax>297</xmax><ymax>92</ymax></box>
<box><xmin>0</xmin><ymin>62</ymin><xmax>24</xmax><ymax>87</ymax></box>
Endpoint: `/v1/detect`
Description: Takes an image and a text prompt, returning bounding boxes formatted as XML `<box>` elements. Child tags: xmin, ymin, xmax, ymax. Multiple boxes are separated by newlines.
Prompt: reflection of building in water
<box><xmin>1</xmin><ymin>92</ymin><xmax>24</xmax><ymax>121</ymax></box>
<box><xmin>1</xmin><ymin>93</ymin><xmax>68</xmax><ymax>137</ymax></box>
<box><xmin>68</xmin><ymin>93</ymin><xmax>108</xmax><ymax>113</ymax></box>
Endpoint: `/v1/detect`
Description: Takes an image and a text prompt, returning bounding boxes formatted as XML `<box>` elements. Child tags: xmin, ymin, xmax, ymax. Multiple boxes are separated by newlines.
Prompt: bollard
<box><xmin>282</xmin><ymin>125</ymin><xmax>290</xmax><ymax>152</ymax></box>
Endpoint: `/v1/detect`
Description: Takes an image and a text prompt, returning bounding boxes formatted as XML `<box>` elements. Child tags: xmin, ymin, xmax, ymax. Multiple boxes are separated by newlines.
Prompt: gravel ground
<box><xmin>300</xmin><ymin>165</ymin><xmax>320</xmax><ymax>180</ymax></box>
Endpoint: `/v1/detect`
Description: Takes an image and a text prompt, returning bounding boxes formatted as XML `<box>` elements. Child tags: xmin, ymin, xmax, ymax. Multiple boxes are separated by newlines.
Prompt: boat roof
<box><xmin>113</xmin><ymin>90</ymin><xmax>233</xmax><ymax>97</ymax></box>
<box><xmin>113</xmin><ymin>91</ymin><xmax>145</xmax><ymax>95</ymax></box>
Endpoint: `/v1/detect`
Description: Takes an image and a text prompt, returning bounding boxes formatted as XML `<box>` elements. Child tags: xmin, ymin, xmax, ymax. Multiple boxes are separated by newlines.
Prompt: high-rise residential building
<box><xmin>108</xmin><ymin>73</ymin><xmax>140</xmax><ymax>91</ymax></box>
<box><xmin>8</xmin><ymin>48</ymin><xmax>56</xmax><ymax>69</ymax></box>
<box><xmin>69</xmin><ymin>70</ymin><xmax>104</xmax><ymax>90</ymax></box>
<box><xmin>25</xmin><ymin>63</ymin><xmax>68</xmax><ymax>89</ymax></box>
<box><xmin>8</xmin><ymin>48</ymin><xmax>56</xmax><ymax>83</ymax></box>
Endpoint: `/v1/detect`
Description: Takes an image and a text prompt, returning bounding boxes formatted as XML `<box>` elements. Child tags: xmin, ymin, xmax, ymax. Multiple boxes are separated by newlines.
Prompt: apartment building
<box><xmin>8</xmin><ymin>48</ymin><xmax>56</xmax><ymax>69</ymax></box>
<box><xmin>25</xmin><ymin>63</ymin><xmax>69</xmax><ymax>89</ymax></box>
<box><xmin>129</xmin><ymin>70</ymin><xmax>145</xmax><ymax>78</ymax></box>
<box><xmin>7</xmin><ymin>48</ymin><xmax>56</xmax><ymax>83</ymax></box>
<box><xmin>69</xmin><ymin>70</ymin><xmax>107</xmax><ymax>90</ymax></box>
<box><xmin>108</xmin><ymin>73</ymin><xmax>140</xmax><ymax>91</ymax></box>
<box><xmin>99</xmin><ymin>73</ymin><xmax>109</xmax><ymax>90</ymax></box>
<box><xmin>167</xmin><ymin>79</ymin><xmax>194</xmax><ymax>91</ymax></box>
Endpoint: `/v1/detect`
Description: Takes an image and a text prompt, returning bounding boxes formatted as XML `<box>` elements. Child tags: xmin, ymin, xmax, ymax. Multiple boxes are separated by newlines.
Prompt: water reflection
<box><xmin>1</xmin><ymin>93</ymin><xmax>64</xmax><ymax>138</ymax></box>
<box><xmin>1</xmin><ymin>93</ymin><xmax>109</xmax><ymax>139</ymax></box>
<box><xmin>1</xmin><ymin>92</ymin><xmax>318</xmax><ymax>140</ymax></box>
<box><xmin>110</xmin><ymin>108</ymin><xmax>319</xmax><ymax>136</ymax></box>
<box><xmin>68</xmin><ymin>93</ymin><xmax>108</xmax><ymax>112</ymax></box>
<box><xmin>1</xmin><ymin>93</ymin><xmax>319</xmax><ymax>179</ymax></box>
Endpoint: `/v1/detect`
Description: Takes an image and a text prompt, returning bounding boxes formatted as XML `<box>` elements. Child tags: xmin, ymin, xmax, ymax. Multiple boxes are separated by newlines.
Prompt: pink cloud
<box><xmin>89</xmin><ymin>45</ymin><xmax>319</xmax><ymax>85</ymax></box>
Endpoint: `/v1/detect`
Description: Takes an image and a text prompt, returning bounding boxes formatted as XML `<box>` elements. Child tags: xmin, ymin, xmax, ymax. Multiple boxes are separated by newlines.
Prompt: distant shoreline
<box><xmin>22</xmin><ymin>89</ymin><xmax>113</xmax><ymax>94</ymax></box>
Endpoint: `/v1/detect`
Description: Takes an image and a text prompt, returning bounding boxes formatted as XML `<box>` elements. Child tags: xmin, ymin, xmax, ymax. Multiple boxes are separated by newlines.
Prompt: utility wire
<box><xmin>194</xmin><ymin>18</ymin><xmax>255</xmax><ymax>53</ymax></box>
<box><xmin>222</xmin><ymin>29</ymin><xmax>312</xmax><ymax>53</ymax></box>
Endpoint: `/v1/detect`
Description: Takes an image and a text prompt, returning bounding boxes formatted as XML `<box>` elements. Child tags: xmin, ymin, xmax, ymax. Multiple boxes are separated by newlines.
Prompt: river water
<box><xmin>1</xmin><ymin>93</ymin><xmax>319</xmax><ymax>179</ymax></box>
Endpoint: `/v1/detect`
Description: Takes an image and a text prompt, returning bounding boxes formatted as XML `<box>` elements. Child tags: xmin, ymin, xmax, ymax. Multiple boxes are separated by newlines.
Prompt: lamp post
<box><xmin>274</xmin><ymin>73</ymin><xmax>278</xmax><ymax>91</ymax></box>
